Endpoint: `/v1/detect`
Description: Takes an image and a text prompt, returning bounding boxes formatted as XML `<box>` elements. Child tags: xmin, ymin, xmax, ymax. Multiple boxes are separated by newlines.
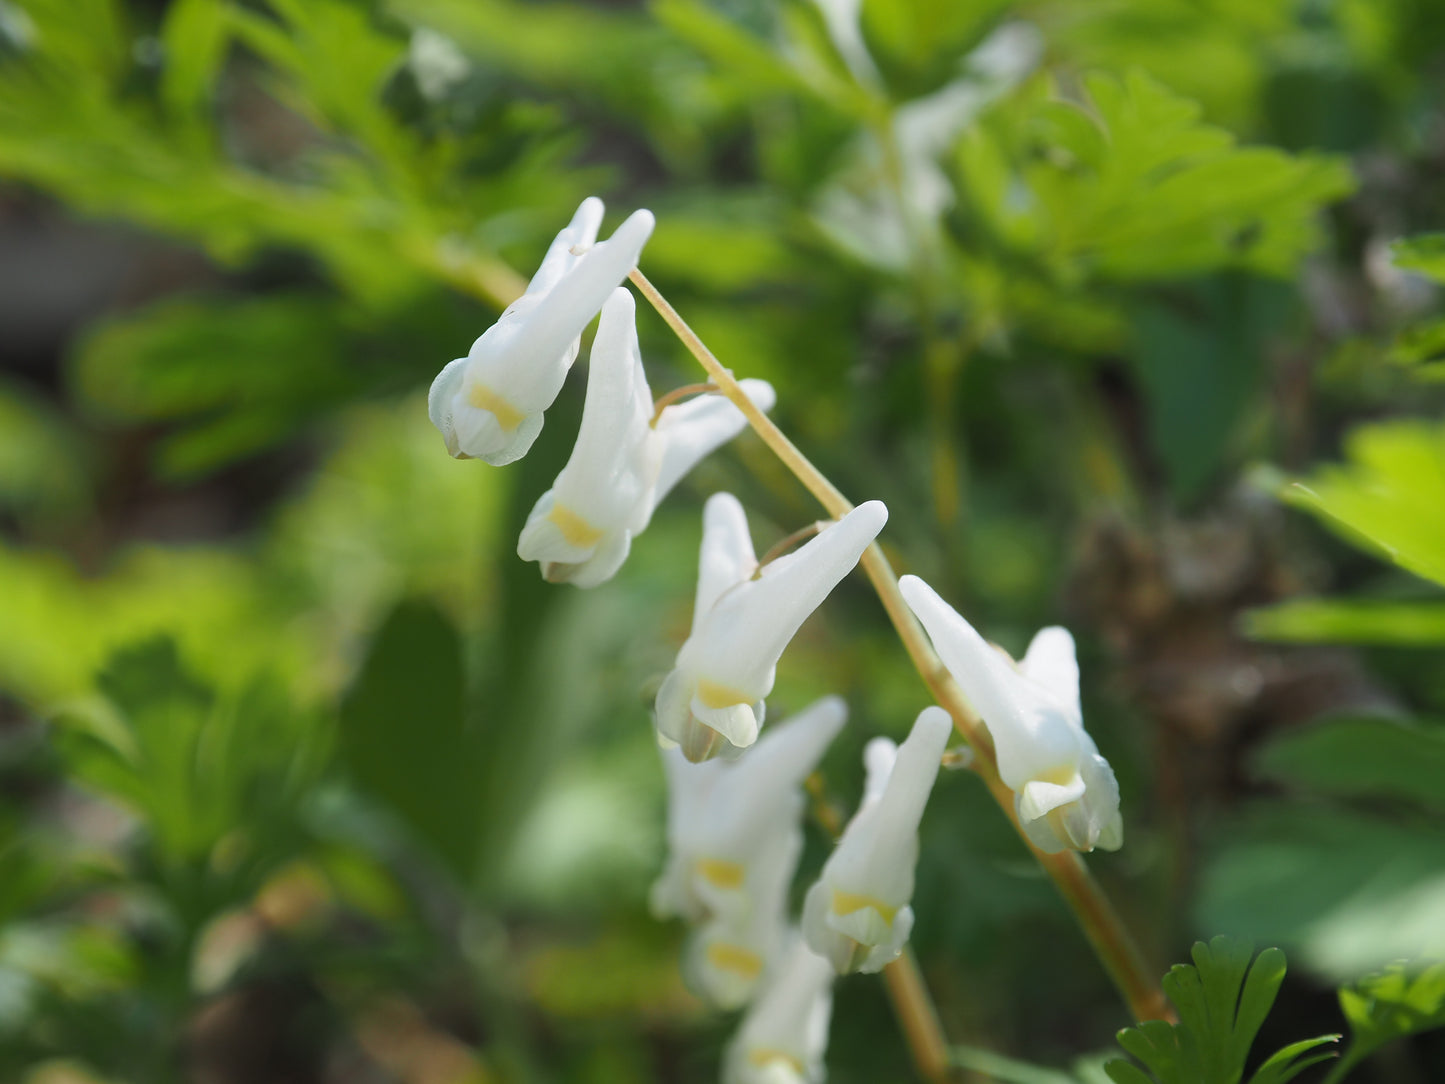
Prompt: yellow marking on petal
<box><xmin>695</xmin><ymin>678</ymin><xmax>752</xmax><ymax>710</ymax></box>
<box><xmin>705</xmin><ymin>942</ymin><xmax>763</xmax><ymax>980</ymax></box>
<box><xmin>831</xmin><ymin>889</ymin><xmax>898</xmax><ymax>923</ymax></box>
<box><xmin>467</xmin><ymin>383</ymin><xmax>525</xmax><ymax>431</ymax></box>
<box><xmin>1033</xmin><ymin>764</ymin><xmax>1082</xmax><ymax>787</ymax></box>
<box><xmin>695</xmin><ymin>858</ymin><xmax>745</xmax><ymax>890</ymax></box>
<box><xmin>748</xmin><ymin>1049</ymin><xmax>805</xmax><ymax>1073</ymax></box>
<box><xmin>545</xmin><ymin>502</ymin><xmax>605</xmax><ymax>547</ymax></box>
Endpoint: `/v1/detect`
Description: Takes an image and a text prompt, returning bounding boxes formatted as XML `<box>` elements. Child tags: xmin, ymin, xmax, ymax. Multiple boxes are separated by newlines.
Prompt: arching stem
<box><xmin>629</xmin><ymin>267</ymin><xmax>1170</xmax><ymax>1027</ymax></box>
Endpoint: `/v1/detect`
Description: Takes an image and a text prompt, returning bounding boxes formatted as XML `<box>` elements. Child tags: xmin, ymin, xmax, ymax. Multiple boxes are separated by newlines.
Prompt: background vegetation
<box><xmin>1</xmin><ymin>0</ymin><xmax>1443</xmax><ymax>1080</ymax></box>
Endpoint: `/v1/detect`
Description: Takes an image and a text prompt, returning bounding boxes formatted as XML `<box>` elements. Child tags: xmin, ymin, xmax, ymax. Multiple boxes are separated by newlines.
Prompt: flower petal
<box><xmin>693</xmin><ymin>492</ymin><xmax>759</xmax><ymax>625</ymax></box>
<box><xmin>650</xmin><ymin>378</ymin><xmax>776</xmax><ymax>517</ymax></box>
<box><xmin>689</xmin><ymin>501</ymin><xmax>887</xmax><ymax>694</ymax></box>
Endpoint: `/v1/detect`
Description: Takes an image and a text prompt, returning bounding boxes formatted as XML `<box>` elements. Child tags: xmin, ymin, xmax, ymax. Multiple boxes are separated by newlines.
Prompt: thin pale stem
<box><xmin>884</xmin><ymin>949</ymin><xmax>954</xmax><ymax>1084</ymax></box>
<box><xmin>755</xmin><ymin>521</ymin><xmax>825</xmax><ymax>573</ymax></box>
<box><xmin>629</xmin><ymin>267</ymin><xmax>1171</xmax><ymax>1026</ymax></box>
<box><xmin>650</xmin><ymin>382</ymin><xmax>721</xmax><ymax>427</ymax></box>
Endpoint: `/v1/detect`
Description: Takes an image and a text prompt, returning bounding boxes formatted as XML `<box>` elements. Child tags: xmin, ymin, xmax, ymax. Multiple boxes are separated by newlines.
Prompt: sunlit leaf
<box><xmin>1332</xmin><ymin>962</ymin><xmax>1445</xmax><ymax>1080</ymax></box>
<box><xmin>1105</xmin><ymin>937</ymin><xmax>1337</xmax><ymax>1084</ymax></box>
<box><xmin>1244</xmin><ymin>598</ymin><xmax>1445</xmax><ymax>646</ymax></box>
<box><xmin>1284</xmin><ymin>420</ymin><xmax>1445</xmax><ymax>588</ymax></box>
<box><xmin>1199</xmin><ymin>804</ymin><xmax>1445</xmax><ymax>980</ymax></box>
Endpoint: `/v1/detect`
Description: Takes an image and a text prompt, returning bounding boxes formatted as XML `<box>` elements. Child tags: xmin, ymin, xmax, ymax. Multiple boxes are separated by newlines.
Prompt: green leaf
<box><xmin>859</xmin><ymin>0</ymin><xmax>1009</xmax><ymax>99</ymax></box>
<box><xmin>1198</xmin><ymin>804</ymin><xmax>1445</xmax><ymax>980</ymax></box>
<box><xmin>1392</xmin><ymin>233</ymin><xmax>1445</xmax><ymax>284</ymax></box>
<box><xmin>1244</xmin><ymin>598</ymin><xmax>1445</xmax><ymax>646</ymax></box>
<box><xmin>1247</xmin><ymin>1036</ymin><xmax>1341</xmax><ymax>1084</ymax></box>
<box><xmin>159</xmin><ymin>0</ymin><xmax>233</xmax><ymax>121</ymax></box>
<box><xmin>71</xmin><ymin>294</ymin><xmax>354</xmax><ymax>478</ymax></box>
<box><xmin>1109</xmin><ymin>937</ymin><xmax>1336</xmax><ymax>1084</ymax></box>
<box><xmin>1128</xmin><ymin>276</ymin><xmax>1291</xmax><ymax>501</ymax></box>
<box><xmin>949</xmin><ymin>1044</ymin><xmax>1083</xmax><ymax>1084</ymax></box>
<box><xmin>1252</xmin><ymin>717</ymin><xmax>1445</xmax><ymax>810</ymax></box>
<box><xmin>55</xmin><ymin>638</ymin><xmax>328</xmax><ymax>865</ymax></box>
<box><xmin>1017</xmin><ymin>71</ymin><xmax>1354</xmax><ymax>281</ymax></box>
<box><xmin>338</xmin><ymin>599</ymin><xmax>485</xmax><ymax>880</ymax></box>
<box><xmin>1332</xmin><ymin>961</ymin><xmax>1445</xmax><ymax>1080</ymax></box>
<box><xmin>1284</xmin><ymin>420</ymin><xmax>1445</xmax><ymax>588</ymax></box>
<box><xmin>651</xmin><ymin>0</ymin><xmax>870</xmax><ymax>117</ymax></box>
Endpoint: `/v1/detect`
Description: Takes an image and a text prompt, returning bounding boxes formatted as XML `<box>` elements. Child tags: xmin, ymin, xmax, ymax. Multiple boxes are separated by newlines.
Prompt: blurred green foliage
<box><xmin>0</xmin><ymin>0</ymin><xmax>1442</xmax><ymax>1080</ymax></box>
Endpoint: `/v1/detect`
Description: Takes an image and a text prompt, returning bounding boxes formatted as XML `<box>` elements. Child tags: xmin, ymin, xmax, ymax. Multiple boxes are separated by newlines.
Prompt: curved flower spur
<box><xmin>802</xmin><ymin>706</ymin><xmax>951</xmax><ymax>974</ymax></box>
<box><xmin>899</xmin><ymin>574</ymin><xmax>1123</xmax><ymax>855</ymax></box>
<box><xmin>516</xmin><ymin>287</ymin><xmax>776</xmax><ymax>588</ymax></box>
<box><xmin>428</xmin><ymin>197</ymin><xmax>655</xmax><ymax>464</ymax></box>
<box><xmin>655</xmin><ymin>495</ymin><xmax>888</xmax><ymax>761</ymax></box>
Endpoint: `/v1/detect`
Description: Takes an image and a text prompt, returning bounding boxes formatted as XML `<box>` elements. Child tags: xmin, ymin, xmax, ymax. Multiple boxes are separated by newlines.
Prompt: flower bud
<box><xmin>802</xmin><ymin>707</ymin><xmax>951</xmax><ymax>974</ymax></box>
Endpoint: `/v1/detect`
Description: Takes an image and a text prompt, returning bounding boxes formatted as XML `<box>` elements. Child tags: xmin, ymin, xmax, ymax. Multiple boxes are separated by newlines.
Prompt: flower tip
<box><xmin>703</xmin><ymin>490</ymin><xmax>746</xmax><ymax>523</ymax></box>
<box><xmin>853</xmin><ymin>499</ymin><xmax>888</xmax><ymax>532</ymax></box>
<box><xmin>897</xmin><ymin>574</ymin><xmax>928</xmax><ymax>605</ymax></box>
<box><xmin>601</xmin><ymin>284</ymin><xmax>636</xmax><ymax>320</ymax></box>
<box><xmin>573</xmin><ymin>195</ymin><xmax>605</xmax><ymax>230</ymax></box>
<box><xmin>913</xmin><ymin>705</ymin><xmax>953</xmax><ymax>750</ymax></box>
<box><xmin>615</xmin><ymin>207</ymin><xmax>657</xmax><ymax>255</ymax></box>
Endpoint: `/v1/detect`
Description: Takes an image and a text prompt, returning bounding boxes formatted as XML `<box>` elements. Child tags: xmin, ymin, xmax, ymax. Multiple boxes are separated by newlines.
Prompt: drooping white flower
<box><xmin>516</xmin><ymin>287</ymin><xmax>776</xmax><ymax>588</ymax></box>
<box><xmin>651</xmin><ymin>696</ymin><xmax>846</xmax><ymax>924</ymax></box>
<box><xmin>655</xmin><ymin>496</ymin><xmax>887</xmax><ymax>761</ymax></box>
<box><xmin>899</xmin><ymin>574</ymin><xmax>1123</xmax><ymax>855</ymax></box>
<box><xmin>428</xmin><ymin>198</ymin><xmax>655</xmax><ymax>465</ymax></box>
<box><xmin>802</xmin><ymin>707</ymin><xmax>951</xmax><ymax>974</ymax></box>
<box><xmin>722</xmin><ymin>933</ymin><xmax>834</xmax><ymax>1084</ymax></box>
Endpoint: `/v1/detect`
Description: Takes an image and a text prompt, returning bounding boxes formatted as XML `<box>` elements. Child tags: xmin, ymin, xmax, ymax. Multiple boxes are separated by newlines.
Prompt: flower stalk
<box><xmin>628</xmin><ymin>267</ymin><xmax>1170</xmax><ymax>1026</ymax></box>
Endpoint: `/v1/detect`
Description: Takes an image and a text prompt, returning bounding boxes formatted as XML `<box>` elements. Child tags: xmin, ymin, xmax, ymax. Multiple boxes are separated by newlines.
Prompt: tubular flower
<box><xmin>899</xmin><ymin>574</ymin><xmax>1123</xmax><ymax>855</ymax></box>
<box><xmin>651</xmin><ymin>696</ymin><xmax>847</xmax><ymax>924</ymax></box>
<box><xmin>428</xmin><ymin>197</ymin><xmax>655</xmax><ymax>465</ymax></box>
<box><xmin>516</xmin><ymin>287</ymin><xmax>776</xmax><ymax>588</ymax></box>
<box><xmin>802</xmin><ymin>707</ymin><xmax>951</xmax><ymax>974</ymax></box>
<box><xmin>655</xmin><ymin>495</ymin><xmax>887</xmax><ymax>761</ymax></box>
<box><xmin>722</xmin><ymin>934</ymin><xmax>835</xmax><ymax>1084</ymax></box>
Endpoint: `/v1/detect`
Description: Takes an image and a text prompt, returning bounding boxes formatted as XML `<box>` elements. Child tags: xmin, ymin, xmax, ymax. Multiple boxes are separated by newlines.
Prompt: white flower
<box><xmin>802</xmin><ymin>706</ymin><xmax>951</xmax><ymax>974</ymax></box>
<box><xmin>899</xmin><ymin>574</ymin><xmax>1123</xmax><ymax>855</ymax></box>
<box><xmin>684</xmin><ymin>826</ymin><xmax>797</xmax><ymax>1008</ymax></box>
<box><xmin>428</xmin><ymin>197</ymin><xmax>655</xmax><ymax>465</ymax></box>
<box><xmin>516</xmin><ymin>287</ymin><xmax>776</xmax><ymax>588</ymax></box>
<box><xmin>655</xmin><ymin>496</ymin><xmax>887</xmax><ymax>761</ymax></box>
<box><xmin>409</xmin><ymin>28</ymin><xmax>469</xmax><ymax>100</ymax></box>
<box><xmin>722</xmin><ymin>933</ymin><xmax>835</xmax><ymax>1084</ymax></box>
<box><xmin>652</xmin><ymin>696</ymin><xmax>846</xmax><ymax>924</ymax></box>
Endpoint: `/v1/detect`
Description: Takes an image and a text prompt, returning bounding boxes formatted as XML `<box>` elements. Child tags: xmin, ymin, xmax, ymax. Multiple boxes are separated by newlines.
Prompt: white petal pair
<box><xmin>428</xmin><ymin>198</ymin><xmax>655</xmax><ymax>465</ymax></box>
<box><xmin>655</xmin><ymin>495</ymin><xmax>887</xmax><ymax>761</ymax></box>
<box><xmin>899</xmin><ymin>575</ymin><xmax>1123</xmax><ymax>855</ymax></box>
<box><xmin>516</xmin><ymin>287</ymin><xmax>775</xmax><ymax>588</ymax></box>
<box><xmin>802</xmin><ymin>706</ymin><xmax>951</xmax><ymax>974</ymax></box>
<box><xmin>653</xmin><ymin>697</ymin><xmax>845</xmax><ymax>1008</ymax></box>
